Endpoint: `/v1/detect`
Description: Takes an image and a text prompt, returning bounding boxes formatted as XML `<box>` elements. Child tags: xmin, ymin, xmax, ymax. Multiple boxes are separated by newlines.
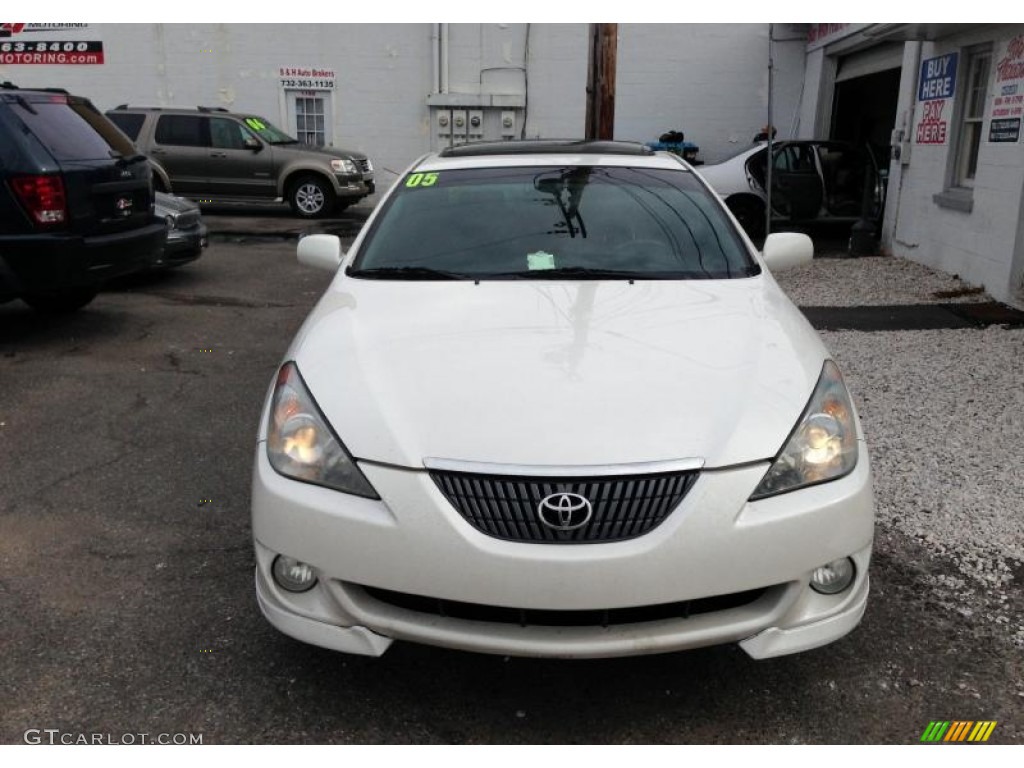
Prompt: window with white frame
<box><xmin>294</xmin><ymin>96</ymin><xmax>326</xmax><ymax>147</ymax></box>
<box><xmin>953</xmin><ymin>47</ymin><xmax>992</xmax><ymax>188</ymax></box>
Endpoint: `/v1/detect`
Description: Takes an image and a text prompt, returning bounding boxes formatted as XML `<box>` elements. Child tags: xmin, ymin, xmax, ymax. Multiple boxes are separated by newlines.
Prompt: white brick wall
<box><xmin>1</xmin><ymin>23</ymin><xmax>807</xmax><ymax>175</ymax></box>
<box><xmin>614</xmin><ymin>23</ymin><xmax>808</xmax><ymax>162</ymax></box>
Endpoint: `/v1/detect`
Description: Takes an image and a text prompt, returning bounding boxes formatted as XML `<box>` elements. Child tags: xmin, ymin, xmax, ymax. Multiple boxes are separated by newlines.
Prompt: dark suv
<box><xmin>106</xmin><ymin>106</ymin><xmax>374</xmax><ymax>218</ymax></box>
<box><xmin>0</xmin><ymin>84</ymin><xmax>165</xmax><ymax>312</ymax></box>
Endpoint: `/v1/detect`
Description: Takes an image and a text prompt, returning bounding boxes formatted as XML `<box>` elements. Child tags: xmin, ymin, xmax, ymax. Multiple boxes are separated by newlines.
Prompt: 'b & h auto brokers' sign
<box><xmin>916</xmin><ymin>53</ymin><xmax>958</xmax><ymax>144</ymax></box>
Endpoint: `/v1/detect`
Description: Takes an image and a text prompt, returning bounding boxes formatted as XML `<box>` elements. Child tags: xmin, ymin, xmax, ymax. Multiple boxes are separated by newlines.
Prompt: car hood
<box><xmin>272</xmin><ymin>143</ymin><xmax>367</xmax><ymax>162</ymax></box>
<box><xmin>154</xmin><ymin>191</ymin><xmax>197</xmax><ymax>216</ymax></box>
<box><xmin>286</xmin><ymin>276</ymin><xmax>827</xmax><ymax>470</ymax></box>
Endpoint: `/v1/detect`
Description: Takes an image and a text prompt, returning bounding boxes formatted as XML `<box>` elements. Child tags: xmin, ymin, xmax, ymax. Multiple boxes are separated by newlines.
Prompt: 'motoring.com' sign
<box><xmin>0</xmin><ymin>22</ymin><xmax>103</xmax><ymax>64</ymax></box>
<box><xmin>916</xmin><ymin>53</ymin><xmax>958</xmax><ymax>144</ymax></box>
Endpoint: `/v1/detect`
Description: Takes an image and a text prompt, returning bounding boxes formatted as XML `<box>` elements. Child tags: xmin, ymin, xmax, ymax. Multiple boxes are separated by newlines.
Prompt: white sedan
<box><xmin>251</xmin><ymin>140</ymin><xmax>874</xmax><ymax>660</ymax></box>
<box><xmin>698</xmin><ymin>140</ymin><xmax>885</xmax><ymax>240</ymax></box>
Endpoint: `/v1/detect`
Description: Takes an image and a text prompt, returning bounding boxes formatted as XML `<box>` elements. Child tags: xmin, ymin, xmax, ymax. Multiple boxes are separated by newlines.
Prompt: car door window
<box><xmin>154</xmin><ymin>115</ymin><xmax>208</xmax><ymax>147</ymax></box>
<box><xmin>774</xmin><ymin>145</ymin><xmax>815</xmax><ymax>173</ymax></box>
<box><xmin>209</xmin><ymin>118</ymin><xmax>249</xmax><ymax>150</ymax></box>
<box><xmin>771</xmin><ymin>143</ymin><xmax>823</xmax><ymax>220</ymax></box>
<box><xmin>107</xmin><ymin>112</ymin><xmax>145</xmax><ymax>142</ymax></box>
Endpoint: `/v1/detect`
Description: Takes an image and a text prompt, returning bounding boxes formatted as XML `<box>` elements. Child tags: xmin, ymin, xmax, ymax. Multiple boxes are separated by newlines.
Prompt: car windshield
<box><xmin>351</xmin><ymin>165</ymin><xmax>758</xmax><ymax>280</ymax></box>
<box><xmin>239</xmin><ymin>115</ymin><xmax>297</xmax><ymax>144</ymax></box>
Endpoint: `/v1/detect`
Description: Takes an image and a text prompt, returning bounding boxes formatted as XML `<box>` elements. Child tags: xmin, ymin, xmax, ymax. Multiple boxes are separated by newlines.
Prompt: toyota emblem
<box><xmin>115</xmin><ymin>196</ymin><xmax>133</xmax><ymax>214</ymax></box>
<box><xmin>537</xmin><ymin>492</ymin><xmax>593</xmax><ymax>531</ymax></box>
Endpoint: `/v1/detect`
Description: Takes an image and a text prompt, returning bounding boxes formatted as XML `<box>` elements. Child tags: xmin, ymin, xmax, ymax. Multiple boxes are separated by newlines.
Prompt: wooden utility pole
<box><xmin>585</xmin><ymin>23</ymin><xmax>618</xmax><ymax>140</ymax></box>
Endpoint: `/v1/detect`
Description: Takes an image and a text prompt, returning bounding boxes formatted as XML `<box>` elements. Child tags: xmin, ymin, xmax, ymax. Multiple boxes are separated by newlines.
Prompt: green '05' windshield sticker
<box><xmin>245</xmin><ymin>118</ymin><xmax>266</xmax><ymax>131</ymax></box>
<box><xmin>405</xmin><ymin>172</ymin><xmax>439</xmax><ymax>188</ymax></box>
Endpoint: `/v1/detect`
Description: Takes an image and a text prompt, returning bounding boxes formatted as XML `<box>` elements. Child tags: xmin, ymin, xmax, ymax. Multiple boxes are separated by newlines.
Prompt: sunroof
<box><xmin>439</xmin><ymin>139</ymin><xmax>655</xmax><ymax>158</ymax></box>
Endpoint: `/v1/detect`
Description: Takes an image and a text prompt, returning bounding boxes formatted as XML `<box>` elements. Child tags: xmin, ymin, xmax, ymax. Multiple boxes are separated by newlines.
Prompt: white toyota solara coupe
<box><xmin>251</xmin><ymin>140</ymin><xmax>874</xmax><ymax>660</ymax></box>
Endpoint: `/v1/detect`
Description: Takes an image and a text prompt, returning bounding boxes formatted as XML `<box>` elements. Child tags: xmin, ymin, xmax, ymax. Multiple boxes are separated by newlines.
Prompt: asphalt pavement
<box><xmin>0</xmin><ymin>209</ymin><xmax>1021</xmax><ymax>745</ymax></box>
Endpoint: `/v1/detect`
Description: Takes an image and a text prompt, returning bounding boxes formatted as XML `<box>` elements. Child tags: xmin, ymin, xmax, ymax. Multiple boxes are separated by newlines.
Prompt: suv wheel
<box><xmin>289</xmin><ymin>175</ymin><xmax>335</xmax><ymax>219</ymax></box>
<box><xmin>23</xmin><ymin>288</ymin><xmax>98</xmax><ymax>313</ymax></box>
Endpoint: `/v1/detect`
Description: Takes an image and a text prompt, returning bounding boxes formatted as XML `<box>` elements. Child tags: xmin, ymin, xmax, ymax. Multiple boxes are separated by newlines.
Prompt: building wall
<box><xmin>615</xmin><ymin>23</ymin><xmax>808</xmax><ymax>162</ymax></box>
<box><xmin>798</xmin><ymin>24</ymin><xmax>1024</xmax><ymax>307</ymax></box>
<box><xmin>886</xmin><ymin>26</ymin><xmax>1024</xmax><ymax>307</ymax></box>
<box><xmin>1</xmin><ymin>23</ymin><xmax>805</xmax><ymax>180</ymax></box>
<box><xmin>1</xmin><ymin>23</ymin><xmax>436</xmax><ymax>189</ymax></box>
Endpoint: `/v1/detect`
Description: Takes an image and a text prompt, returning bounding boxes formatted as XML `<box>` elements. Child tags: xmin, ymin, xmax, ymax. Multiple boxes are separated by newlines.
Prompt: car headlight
<box><xmin>330</xmin><ymin>158</ymin><xmax>358</xmax><ymax>174</ymax></box>
<box><xmin>749</xmin><ymin>360</ymin><xmax>859</xmax><ymax>500</ymax></box>
<box><xmin>266</xmin><ymin>362</ymin><xmax>378</xmax><ymax>498</ymax></box>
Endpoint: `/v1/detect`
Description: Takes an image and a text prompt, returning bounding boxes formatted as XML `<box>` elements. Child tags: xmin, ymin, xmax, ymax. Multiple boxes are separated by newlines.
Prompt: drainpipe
<box><xmin>440</xmin><ymin>23</ymin><xmax>450</xmax><ymax>94</ymax></box>
<box><xmin>888</xmin><ymin>40</ymin><xmax>922</xmax><ymax>251</ymax></box>
<box><xmin>432</xmin><ymin>24</ymin><xmax>441</xmax><ymax>94</ymax></box>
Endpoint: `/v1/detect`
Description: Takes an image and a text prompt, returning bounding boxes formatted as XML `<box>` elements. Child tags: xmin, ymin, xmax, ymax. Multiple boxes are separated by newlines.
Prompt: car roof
<box><xmin>417</xmin><ymin>140</ymin><xmax>689</xmax><ymax>172</ymax></box>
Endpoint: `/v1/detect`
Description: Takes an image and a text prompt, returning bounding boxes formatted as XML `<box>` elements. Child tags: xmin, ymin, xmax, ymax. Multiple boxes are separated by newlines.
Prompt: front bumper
<box><xmin>332</xmin><ymin>173</ymin><xmax>374</xmax><ymax>200</ymax></box>
<box><xmin>158</xmin><ymin>223</ymin><xmax>208</xmax><ymax>267</ymax></box>
<box><xmin>252</xmin><ymin>443</ymin><xmax>874</xmax><ymax>659</ymax></box>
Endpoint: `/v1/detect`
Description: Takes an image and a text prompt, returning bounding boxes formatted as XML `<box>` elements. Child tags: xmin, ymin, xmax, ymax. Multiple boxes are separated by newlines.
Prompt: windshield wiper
<box><xmin>346</xmin><ymin>266</ymin><xmax>471</xmax><ymax>281</ymax></box>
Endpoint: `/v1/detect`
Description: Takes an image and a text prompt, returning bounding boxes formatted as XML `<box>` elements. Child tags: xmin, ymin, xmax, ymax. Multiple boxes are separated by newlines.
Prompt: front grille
<box><xmin>357</xmin><ymin>157</ymin><xmax>372</xmax><ymax>174</ymax></box>
<box><xmin>430</xmin><ymin>469</ymin><xmax>698</xmax><ymax>544</ymax></box>
<box><xmin>361</xmin><ymin>585</ymin><xmax>768</xmax><ymax>627</ymax></box>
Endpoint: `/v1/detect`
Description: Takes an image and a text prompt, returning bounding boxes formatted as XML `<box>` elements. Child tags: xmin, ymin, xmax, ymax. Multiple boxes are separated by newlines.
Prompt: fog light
<box><xmin>272</xmin><ymin>556</ymin><xmax>318</xmax><ymax>593</ymax></box>
<box><xmin>810</xmin><ymin>557</ymin><xmax>855</xmax><ymax>595</ymax></box>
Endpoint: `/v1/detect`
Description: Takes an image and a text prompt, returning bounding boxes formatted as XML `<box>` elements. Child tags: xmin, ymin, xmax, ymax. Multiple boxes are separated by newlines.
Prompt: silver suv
<box><xmin>107</xmin><ymin>106</ymin><xmax>374</xmax><ymax>218</ymax></box>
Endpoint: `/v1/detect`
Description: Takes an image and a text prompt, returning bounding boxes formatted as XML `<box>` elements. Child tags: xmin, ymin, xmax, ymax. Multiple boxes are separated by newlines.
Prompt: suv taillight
<box><xmin>10</xmin><ymin>174</ymin><xmax>68</xmax><ymax>228</ymax></box>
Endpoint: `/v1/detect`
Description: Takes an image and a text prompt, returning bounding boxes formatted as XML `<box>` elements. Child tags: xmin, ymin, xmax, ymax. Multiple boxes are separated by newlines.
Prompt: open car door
<box><xmin>746</xmin><ymin>142</ymin><xmax>824</xmax><ymax>222</ymax></box>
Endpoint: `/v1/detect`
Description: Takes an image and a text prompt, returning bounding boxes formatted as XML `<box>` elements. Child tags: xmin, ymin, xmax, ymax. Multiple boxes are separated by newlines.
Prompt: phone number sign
<box><xmin>279</xmin><ymin>66</ymin><xmax>335</xmax><ymax>90</ymax></box>
<box><xmin>0</xmin><ymin>39</ymin><xmax>103</xmax><ymax>64</ymax></box>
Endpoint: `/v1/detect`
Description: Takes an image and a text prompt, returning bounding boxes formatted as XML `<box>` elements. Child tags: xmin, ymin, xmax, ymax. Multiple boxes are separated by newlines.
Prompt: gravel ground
<box><xmin>821</xmin><ymin>328</ymin><xmax>1024</xmax><ymax>649</ymax></box>
<box><xmin>775</xmin><ymin>255</ymin><xmax>993</xmax><ymax>306</ymax></box>
<box><xmin>777</xmin><ymin>253</ymin><xmax>1023</xmax><ymax>648</ymax></box>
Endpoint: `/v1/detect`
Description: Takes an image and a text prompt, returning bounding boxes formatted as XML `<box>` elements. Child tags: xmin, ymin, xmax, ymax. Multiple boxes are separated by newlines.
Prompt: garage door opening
<box><xmin>830</xmin><ymin>65</ymin><xmax>902</xmax><ymax>162</ymax></box>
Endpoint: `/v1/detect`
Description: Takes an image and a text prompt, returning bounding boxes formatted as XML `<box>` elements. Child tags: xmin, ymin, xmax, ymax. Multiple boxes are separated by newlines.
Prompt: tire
<box><xmin>727</xmin><ymin>197</ymin><xmax>766</xmax><ymax>243</ymax></box>
<box><xmin>22</xmin><ymin>288</ymin><xmax>98</xmax><ymax>314</ymax></box>
<box><xmin>288</xmin><ymin>175</ymin><xmax>336</xmax><ymax>219</ymax></box>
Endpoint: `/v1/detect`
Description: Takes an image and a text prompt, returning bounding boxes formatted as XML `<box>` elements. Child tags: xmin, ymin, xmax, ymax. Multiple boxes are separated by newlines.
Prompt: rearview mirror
<box><xmin>762</xmin><ymin>232</ymin><xmax>813</xmax><ymax>272</ymax></box>
<box><xmin>297</xmin><ymin>234</ymin><xmax>344</xmax><ymax>271</ymax></box>
<box><xmin>244</xmin><ymin>137</ymin><xmax>262</xmax><ymax>152</ymax></box>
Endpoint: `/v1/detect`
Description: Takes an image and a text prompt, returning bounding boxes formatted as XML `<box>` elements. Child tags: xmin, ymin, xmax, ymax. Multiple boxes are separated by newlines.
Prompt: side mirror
<box><xmin>244</xmin><ymin>137</ymin><xmax>262</xmax><ymax>152</ymax></box>
<box><xmin>762</xmin><ymin>232</ymin><xmax>813</xmax><ymax>272</ymax></box>
<box><xmin>297</xmin><ymin>234</ymin><xmax>344</xmax><ymax>271</ymax></box>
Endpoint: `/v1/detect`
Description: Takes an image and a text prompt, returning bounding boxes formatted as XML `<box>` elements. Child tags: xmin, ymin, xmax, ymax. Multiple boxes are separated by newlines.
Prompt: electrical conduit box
<box><xmin>452</xmin><ymin>110</ymin><xmax>468</xmax><ymax>145</ymax></box>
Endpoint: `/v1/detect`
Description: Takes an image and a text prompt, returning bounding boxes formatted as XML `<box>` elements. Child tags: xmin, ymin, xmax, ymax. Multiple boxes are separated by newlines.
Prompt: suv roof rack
<box><xmin>438</xmin><ymin>139</ymin><xmax>655</xmax><ymax>158</ymax></box>
<box><xmin>109</xmin><ymin>105</ymin><xmax>231</xmax><ymax>113</ymax></box>
<box><xmin>1</xmin><ymin>82</ymin><xmax>69</xmax><ymax>94</ymax></box>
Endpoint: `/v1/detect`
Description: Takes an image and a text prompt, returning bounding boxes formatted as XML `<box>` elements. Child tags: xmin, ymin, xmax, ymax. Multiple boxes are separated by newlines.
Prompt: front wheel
<box><xmin>23</xmin><ymin>288</ymin><xmax>98</xmax><ymax>314</ymax></box>
<box><xmin>288</xmin><ymin>175</ymin><xmax>336</xmax><ymax>219</ymax></box>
